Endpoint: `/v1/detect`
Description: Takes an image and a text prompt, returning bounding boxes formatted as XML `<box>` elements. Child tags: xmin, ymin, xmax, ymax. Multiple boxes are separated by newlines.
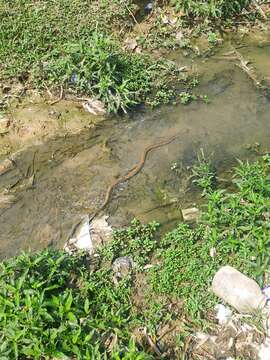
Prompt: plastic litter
<box><xmin>65</xmin><ymin>215</ymin><xmax>94</xmax><ymax>255</ymax></box>
<box><xmin>215</xmin><ymin>304</ymin><xmax>232</xmax><ymax>325</ymax></box>
<box><xmin>212</xmin><ymin>266</ymin><xmax>266</xmax><ymax>313</ymax></box>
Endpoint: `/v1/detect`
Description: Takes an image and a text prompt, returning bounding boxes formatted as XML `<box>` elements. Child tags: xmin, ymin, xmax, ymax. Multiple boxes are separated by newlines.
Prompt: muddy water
<box><xmin>0</xmin><ymin>37</ymin><xmax>270</xmax><ymax>258</ymax></box>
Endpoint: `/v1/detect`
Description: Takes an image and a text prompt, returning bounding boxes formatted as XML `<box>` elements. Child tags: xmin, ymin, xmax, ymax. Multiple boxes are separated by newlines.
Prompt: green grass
<box><xmin>0</xmin><ymin>250</ymin><xmax>152</xmax><ymax>359</ymax></box>
<box><xmin>174</xmin><ymin>0</ymin><xmax>252</xmax><ymax>19</ymax></box>
<box><xmin>0</xmin><ymin>155</ymin><xmax>269</xmax><ymax>358</ymax></box>
<box><xmin>0</xmin><ymin>0</ymin><xmax>188</xmax><ymax>113</ymax></box>
<box><xmin>150</xmin><ymin>155</ymin><xmax>270</xmax><ymax>321</ymax></box>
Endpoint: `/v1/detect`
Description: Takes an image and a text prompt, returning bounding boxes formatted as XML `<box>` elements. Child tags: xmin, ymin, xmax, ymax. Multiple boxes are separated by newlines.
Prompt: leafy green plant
<box><xmin>179</xmin><ymin>91</ymin><xmax>196</xmax><ymax>104</ymax></box>
<box><xmin>0</xmin><ymin>250</ymin><xmax>142</xmax><ymax>359</ymax></box>
<box><xmin>0</xmin><ymin>1</ymin><xmax>188</xmax><ymax>114</ymax></box>
<box><xmin>173</xmin><ymin>0</ymin><xmax>251</xmax><ymax>19</ymax></box>
<box><xmin>101</xmin><ymin>219</ymin><xmax>159</xmax><ymax>270</ymax></box>
<box><xmin>151</xmin><ymin>156</ymin><xmax>270</xmax><ymax>319</ymax></box>
<box><xmin>208</xmin><ymin>31</ymin><xmax>218</xmax><ymax>45</ymax></box>
<box><xmin>192</xmin><ymin>150</ymin><xmax>216</xmax><ymax>194</ymax></box>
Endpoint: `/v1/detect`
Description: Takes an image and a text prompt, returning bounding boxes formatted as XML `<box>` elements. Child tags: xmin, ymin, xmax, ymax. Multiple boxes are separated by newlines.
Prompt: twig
<box><xmin>144</xmin><ymin>333</ymin><xmax>163</xmax><ymax>357</ymax></box>
<box><xmin>49</xmin><ymin>85</ymin><xmax>63</xmax><ymax>105</ymax></box>
<box><xmin>157</xmin><ymin>325</ymin><xmax>177</xmax><ymax>342</ymax></box>
<box><xmin>124</xmin><ymin>4</ymin><xmax>143</xmax><ymax>34</ymax></box>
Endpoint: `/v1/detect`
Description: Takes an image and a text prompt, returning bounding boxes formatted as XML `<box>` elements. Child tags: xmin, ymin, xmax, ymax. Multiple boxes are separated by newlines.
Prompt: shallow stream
<box><xmin>0</xmin><ymin>34</ymin><xmax>269</xmax><ymax>258</ymax></box>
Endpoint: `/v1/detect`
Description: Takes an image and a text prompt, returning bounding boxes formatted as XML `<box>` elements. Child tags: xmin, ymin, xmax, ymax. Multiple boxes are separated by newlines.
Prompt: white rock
<box><xmin>182</xmin><ymin>207</ymin><xmax>200</xmax><ymax>222</ymax></box>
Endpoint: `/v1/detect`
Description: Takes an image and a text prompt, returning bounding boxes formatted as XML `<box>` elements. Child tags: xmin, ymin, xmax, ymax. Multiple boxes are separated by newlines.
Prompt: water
<box><xmin>0</xmin><ymin>35</ymin><xmax>269</xmax><ymax>258</ymax></box>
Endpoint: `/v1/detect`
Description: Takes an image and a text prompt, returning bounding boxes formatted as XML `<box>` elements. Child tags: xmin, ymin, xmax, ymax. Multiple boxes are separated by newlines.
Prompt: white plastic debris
<box><xmin>215</xmin><ymin>304</ymin><xmax>232</xmax><ymax>325</ymax></box>
<box><xmin>66</xmin><ymin>215</ymin><xmax>94</xmax><ymax>255</ymax></box>
<box><xmin>81</xmin><ymin>98</ymin><xmax>106</xmax><ymax>115</ymax></box>
<box><xmin>64</xmin><ymin>215</ymin><xmax>113</xmax><ymax>256</ymax></box>
<box><xmin>212</xmin><ymin>266</ymin><xmax>267</xmax><ymax>313</ymax></box>
<box><xmin>210</xmin><ymin>247</ymin><xmax>216</xmax><ymax>258</ymax></box>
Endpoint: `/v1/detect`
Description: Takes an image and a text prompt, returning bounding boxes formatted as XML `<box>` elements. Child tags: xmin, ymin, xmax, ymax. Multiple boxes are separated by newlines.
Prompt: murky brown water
<box><xmin>0</xmin><ymin>35</ymin><xmax>269</xmax><ymax>258</ymax></box>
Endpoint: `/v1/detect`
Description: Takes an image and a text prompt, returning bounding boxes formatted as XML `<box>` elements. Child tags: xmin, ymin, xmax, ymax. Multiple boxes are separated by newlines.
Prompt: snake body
<box><xmin>89</xmin><ymin>133</ymin><xmax>179</xmax><ymax>222</ymax></box>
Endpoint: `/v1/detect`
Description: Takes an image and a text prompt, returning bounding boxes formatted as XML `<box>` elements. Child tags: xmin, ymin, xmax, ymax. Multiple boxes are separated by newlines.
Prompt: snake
<box><xmin>88</xmin><ymin>133</ymin><xmax>179</xmax><ymax>223</ymax></box>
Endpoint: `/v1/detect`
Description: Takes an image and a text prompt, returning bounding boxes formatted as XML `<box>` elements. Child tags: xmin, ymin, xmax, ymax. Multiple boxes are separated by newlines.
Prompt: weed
<box><xmin>208</xmin><ymin>32</ymin><xmax>218</xmax><ymax>46</ymax></box>
<box><xmin>0</xmin><ymin>156</ymin><xmax>269</xmax><ymax>356</ymax></box>
<box><xmin>150</xmin><ymin>156</ymin><xmax>270</xmax><ymax>320</ymax></box>
<box><xmin>0</xmin><ymin>249</ymin><xmax>152</xmax><ymax>358</ymax></box>
<box><xmin>192</xmin><ymin>150</ymin><xmax>216</xmax><ymax>194</ymax></box>
<box><xmin>179</xmin><ymin>91</ymin><xmax>196</xmax><ymax>104</ymax></box>
<box><xmin>0</xmin><ymin>1</ymin><xmax>187</xmax><ymax>113</ymax></box>
<box><xmin>100</xmin><ymin>219</ymin><xmax>159</xmax><ymax>270</ymax></box>
<box><xmin>174</xmin><ymin>0</ymin><xmax>252</xmax><ymax>20</ymax></box>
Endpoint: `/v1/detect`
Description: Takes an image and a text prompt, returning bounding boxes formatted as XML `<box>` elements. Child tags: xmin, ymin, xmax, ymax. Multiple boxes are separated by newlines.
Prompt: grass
<box><xmin>135</xmin><ymin>0</ymin><xmax>266</xmax><ymax>51</ymax></box>
<box><xmin>1</xmin><ymin>0</ymin><xmax>266</xmax><ymax>112</ymax></box>
<box><xmin>174</xmin><ymin>0</ymin><xmax>252</xmax><ymax>19</ymax></box>
<box><xmin>0</xmin><ymin>250</ymin><xmax>148</xmax><ymax>359</ymax></box>
<box><xmin>0</xmin><ymin>0</ymin><xmax>190</xmax><ymax>114</ymax></box>
<box><xmin>0</xmin><ymin>155</ymin><xmax>269</xmax><ymax>358</ymax></box>
<box><xmin>151</xmin><ymin>154</ymin><xmax>270</xmax><ymax>321</ymax></box>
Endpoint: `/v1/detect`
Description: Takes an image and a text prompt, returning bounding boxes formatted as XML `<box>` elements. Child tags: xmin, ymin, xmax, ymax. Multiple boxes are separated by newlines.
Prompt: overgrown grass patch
<box><xmin>0</xmin><ymin>0</ymin><xmax>189</xmax><ymax>113</ymax></box>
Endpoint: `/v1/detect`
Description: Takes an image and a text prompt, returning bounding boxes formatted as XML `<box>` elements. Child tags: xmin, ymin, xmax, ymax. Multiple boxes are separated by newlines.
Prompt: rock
<box><xmin>0</xmin><ymin>158</ymin><xmax>14</xmax><ymax>176</ymax></box>
<box><xmin>112</xmin><ymin>256</ymin><xmax>133</xmax><ymax>282</ymax></box>
<box><xmin>90</xmin><ymin>215</ymin><xmax>113</xmax><ymax>248</ymax></box>
<box><xmin>212</xmin><ymin>266</ymin><xmax>266</xmax><ymax>313</ymax></box>
<box><xmin>0</xmin><ymin>117</ymin><xmax>10</xmax><ymax>134</ymax></box>
<box><xmin>181</xmin><ymin>207</ymin><xmax>200</xmax><ymax>222</ymax></box>
<box><xmin>0</xmin><ymin>193</ymin><xmax>17</xmax><ymax>209</ymax></box>
<box><xmin>124</xmin><ymin>38</ymin><xmax>138</xmax><ymax>51</ymax></box>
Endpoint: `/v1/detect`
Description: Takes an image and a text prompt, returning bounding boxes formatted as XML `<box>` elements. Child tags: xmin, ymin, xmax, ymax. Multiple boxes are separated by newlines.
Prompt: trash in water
<box><xmin>181</xmin><ymin>207</ymin><xmax>200</xmax><ymax>222</ymax></box>
<box><xmin>65</xmin><ymin>215</ymin><xmax>94</xmax><ymax>255</ymax></box>
<box><xmin>80</xmin><ymin>98</ymin><xmax>106</xmax><ymax>115</ymax></box>
<box><xmin>64</xmin><ymin>215</ymin><xmax>112</xmax><ymax>255</ymax></box>
<box><xmin>144</xmin><ymin>2</ymin><xmax>153</xmax><ymax>14</ymax></box>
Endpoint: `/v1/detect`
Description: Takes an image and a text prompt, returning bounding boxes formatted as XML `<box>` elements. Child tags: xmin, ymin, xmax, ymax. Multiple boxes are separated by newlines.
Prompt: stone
<box><xmin>181</xmin><ymin>207</ymin><xmax>200</xmax><ymax>222</ymax></box>
<box><xmin>0</xmin><ymin>117</ymin><xmax>10</xmax><ymax>134</ymax></box>
<box><xmin>112</xmin><ymin>256</ymin><xmax>133</xmax><ymax>281</ymax></box>
<box><xmin>0</xmin><ymin>159</ymin><xmax>14</xmax><ymax>176</ymax></box>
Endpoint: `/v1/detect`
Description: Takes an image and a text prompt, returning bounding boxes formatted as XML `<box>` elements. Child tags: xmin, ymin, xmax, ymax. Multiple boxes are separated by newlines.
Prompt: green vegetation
<box><xmin>0</xmin><ymin>0</ymin><xmax>189</xmax><ymax>113</ymax></box>
<box><xmin>136</xmin><ymin>0</ymin><xmax>266</xmax><ymax>50</ymax></box>
<box><xmin>174</xmin><ymin>0</ymin><xmax>251</xmax><ymax>19</ymax></box>
<box><xmin>1</xmin><ymin>155</ymin><xmax>269</xmax><ymax>358</ymax></box>
<box><xmin>0</xmin><ymin>249</ymin><xmax>149</xmax><ymax>359</ymax></box>
<box><xmin>1</xmin><ymin>0</ymin><xmax>267</xmax><ymax>112</ymax></box>
<box><xmin>151</xmin><ymin>155</ymin><xmax>270</xmax><ymax>320</ymax></box>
